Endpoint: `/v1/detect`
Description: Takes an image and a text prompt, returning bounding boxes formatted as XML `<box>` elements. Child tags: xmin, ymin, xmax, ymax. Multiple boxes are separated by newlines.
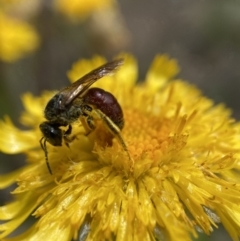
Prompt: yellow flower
<box><xmin>1</xmin><ymin>54</ymin><xmax>240</xmax><ymax>241</ymax></box>
<box><xmin>54</xmin><ymin>0</ymin><xmax>115</xmax><ymax>21</ymax></box>
<box><xmin>0</xmin><ymin>11</ymin><xmax>39</xmax><ymax>62</ymax></box>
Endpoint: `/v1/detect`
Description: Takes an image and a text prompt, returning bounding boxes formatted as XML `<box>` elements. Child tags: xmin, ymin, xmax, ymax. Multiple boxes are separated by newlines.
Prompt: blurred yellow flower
<box><xmin>0</xmin><ymin>11</ymin><xmax>39</xmax><ymax>62</ymax></box>
<box><xmin>1</xmin><ymin>54</ymin><xmax>240</xmax><ymax>241</ymax></box>
<box><xmin>54</xmin><ymin>0</ymin><xmax>115</xmax><ymax>21</ymax></box>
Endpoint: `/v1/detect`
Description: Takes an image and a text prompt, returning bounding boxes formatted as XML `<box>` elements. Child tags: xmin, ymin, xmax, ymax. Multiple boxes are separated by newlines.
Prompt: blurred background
<box><xmin>1</xmin><ymin>0</ymin><xmax>240</xmax><ymax>240</ymax></box>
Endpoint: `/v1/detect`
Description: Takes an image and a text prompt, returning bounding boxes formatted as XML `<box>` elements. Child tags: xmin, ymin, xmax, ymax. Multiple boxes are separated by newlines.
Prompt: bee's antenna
<box><xmin>40</xmin><ymin>137</ymin><xmax>53</xmax><ymax>175</ymax></box>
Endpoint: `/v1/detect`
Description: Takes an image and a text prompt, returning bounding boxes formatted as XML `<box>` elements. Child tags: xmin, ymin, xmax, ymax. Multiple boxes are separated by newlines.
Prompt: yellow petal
<box><xmin>0</xmin><ymin>117</ymin><xmax>38</xmax><ymax>154</ymax></box>
<box><xmin>0</xmin><ymin>168</ymin><xmax>25</xmax><ymax>189</ymax></box>
<box><xmin>146</xmin><ymin>54</ymin><xmax>180</xmax><ymax>91</ymax></box>
<box><xmin>0</xmin><ymin>193</ymin><xmax>38</xmax><ymax>239</ymax></box>
<box><xmin>0</xmin><ymin>11</ymin><xmax>39</xmax><ymax>62</ymax></box>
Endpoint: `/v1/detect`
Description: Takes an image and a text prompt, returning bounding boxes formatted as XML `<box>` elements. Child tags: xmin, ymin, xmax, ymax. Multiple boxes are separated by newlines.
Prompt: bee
<box><xmin>39</xmin><ymin>59</ymin><xmax>130</xmax><ymax>174</ymax></box>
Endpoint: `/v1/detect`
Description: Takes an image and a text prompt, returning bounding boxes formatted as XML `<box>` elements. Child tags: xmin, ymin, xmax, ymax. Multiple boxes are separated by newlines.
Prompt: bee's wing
<box><xmin>58</xmin><ymin>59</ymin><xmax>124</xmax><ymax>108</ymax></box>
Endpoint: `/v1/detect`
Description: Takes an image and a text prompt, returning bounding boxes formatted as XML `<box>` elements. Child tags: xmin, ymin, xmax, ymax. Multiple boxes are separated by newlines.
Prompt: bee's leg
<box><xmin>63</xmin><ymin>125</ymin><xmax>76</xmax><ymax>147</ymax></box>
<box><xmin>93</xmin><ymin>109</ymin><xmax>133</xmax><ymax>163</ymax></box>
<box><xmin>80</xmin><ymin>115</ymin><xmax>96</xmax><ymax>136</ymax></box>
<box><xmin>65</xmin><ymin>124</ymin><xmax>72</xmax><ymax>135</ymax></box>
<box><xmin>86</xmin><ymin>116</ymin><xmax>96</xmax><ymax>130</ymax></box>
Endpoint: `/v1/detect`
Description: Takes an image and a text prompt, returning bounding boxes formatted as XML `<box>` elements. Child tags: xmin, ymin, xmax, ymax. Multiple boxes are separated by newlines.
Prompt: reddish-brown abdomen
<box><xmin>83</xmin><ymin>88</ymin><xmax>124</xmax><ymax>129</ymax></box>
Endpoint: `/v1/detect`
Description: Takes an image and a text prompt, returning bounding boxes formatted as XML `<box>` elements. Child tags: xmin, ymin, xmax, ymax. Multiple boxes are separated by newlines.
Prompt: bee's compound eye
<box><xmin>39</xmin><ymin>122</ymin><xmax>62</xmax><ymax>146</ymax></box>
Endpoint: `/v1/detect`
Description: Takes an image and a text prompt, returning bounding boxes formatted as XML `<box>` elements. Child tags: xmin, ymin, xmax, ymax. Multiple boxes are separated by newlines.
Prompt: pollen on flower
<box><xmin>123</xmin><ymin>109</ymin><xmax>168</xmax><ymax>160</ymax></box>
<box><xmin>1</xmin><ymin>54</ymin><xmax>240</xmax><ymax>241</ymax></box>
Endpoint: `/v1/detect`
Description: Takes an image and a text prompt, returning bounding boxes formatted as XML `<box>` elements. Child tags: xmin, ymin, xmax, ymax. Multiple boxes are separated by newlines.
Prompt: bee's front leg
<box><xmin>63</xmin><ymin>125</ymin><xmax>76</xmax><ymax>147</ymax></box>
